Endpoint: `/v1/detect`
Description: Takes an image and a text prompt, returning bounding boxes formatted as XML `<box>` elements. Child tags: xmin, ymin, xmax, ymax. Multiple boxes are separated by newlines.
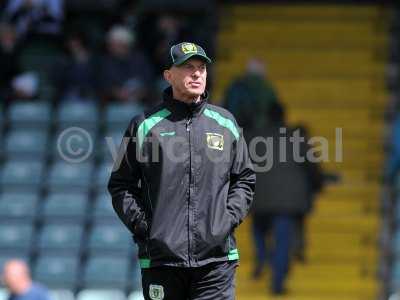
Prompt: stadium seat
<box><xmin>46</xmin><ymin>162</ymin><xmax>93</xmax><ymax>191</ymax></box>
<box><xmin>128</xmin><ymin>291</ymin><xmax>144</xmax><ymax>300</ymax></box>
<box><xmin>0</xmin><ymin>160</ymin><xmax>44</xmax><ymax>190</ymax></box>
<box><xmin>0</xmin><ymin>192</ymin><xmax>38</xmax><ymax>221</ymax></box>
<box><xmin>38</xmin><ymin>223</ymin><xmax>84</xmax><ymax>254</ymax></box>
<box><xmin>49</xmin><ymin>290</ymin><xmax>75</xmax><ymax>300</ymax></box>
<box><xmin>105</xmin><ymin>102</ymin><xmax>143</xmax><ymax>130</ymax></box>
<box><xmin>4</xmin><ymin>129</ymin><xmax>48</xmax><ymax>159</ymax></box>
<box><xmin>0</xmin><ymin>223</ymin><xmax>33</xmax><ymax>251</ymax></box>
<box><xmin>77</xmin><ymin>289</ymin><xmax>127</xmax><ymax>300</ymax></box>
<box><xmin>56</xmin><ymin>101</ymin><xmax>99</xmax><ymax>128</ymax></box>
<box><xmin>8</xmin><ymin>101</ymin><xmax>52</xmax><ymax>128</ymax></box>
<box><xmin>99</xmin><ymin>128</ymin><xmax>125</xmax><ymax>162</ymax></box>
<box><xmin>94</xmin><ymin>162</ymin><xmax>113</xmax><ymax>189</ymax></box>
<box><xmin>83</xmin><ymin>256</ymin><xmax>130</xmax><ymax>288</ymax></box>
<box><xmin>43</xmin><ymin>192</ymin><xmax>88</xmax><ymax>221</ymax></box>
<box><xmin>0</xmin><ymin>289</ymin><xmax>8</xmax><ymax>300</ymax></box>
<box><xmin>93</xmin><ymin>193</ymin><xmax>118</xmax><ymax>221</ymax></box>
<box><xmin>34</xmin><ymin>255</ymin><xmax>80</xmax><ymax>288</ymax></box>
<box><xmin>88</xmin><ymin>223</ymin><xmax>132</xmax><ymax>254</ymax></box>
<box><xmin>52</xmin><ymin>127</ymin><xmax>97</xmax><ymax>162</ymax></box>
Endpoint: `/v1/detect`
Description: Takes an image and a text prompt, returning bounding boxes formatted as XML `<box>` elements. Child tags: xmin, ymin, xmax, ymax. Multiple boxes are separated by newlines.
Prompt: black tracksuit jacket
<box><xmin>108</xmin><ymin>87</ymin><xmax>255</xmax><ymax>268</ymax></box>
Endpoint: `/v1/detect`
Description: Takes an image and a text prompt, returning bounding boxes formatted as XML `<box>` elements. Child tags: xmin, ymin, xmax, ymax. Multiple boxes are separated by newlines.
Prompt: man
<box><xmin>2</xmin><ymin>260</ymin><xmax>52</xmax><ymax>300</ymax></box>
<box><xmin>108</xmin><ymin>42</ymin><xmax>255</xmax><ymax>300</ymax></box>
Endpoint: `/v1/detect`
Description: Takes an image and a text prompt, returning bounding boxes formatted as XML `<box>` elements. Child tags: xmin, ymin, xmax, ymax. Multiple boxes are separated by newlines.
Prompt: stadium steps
<box><xmin>214</xmin><ymin>4</ymin><xmax>388</xmax><ymax>299</ymax></box>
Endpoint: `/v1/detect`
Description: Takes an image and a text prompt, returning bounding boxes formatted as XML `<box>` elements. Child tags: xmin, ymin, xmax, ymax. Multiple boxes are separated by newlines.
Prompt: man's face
<box><xmin>164</xmin><ymin>58</ymin><xmax>207</xmax><ymax>100</ymax></box>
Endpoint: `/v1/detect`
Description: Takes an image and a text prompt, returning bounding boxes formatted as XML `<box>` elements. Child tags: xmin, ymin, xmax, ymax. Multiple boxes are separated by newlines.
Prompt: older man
<box><xmin>108</xmin><ymin>42</ymin><xmax>255</xmax><ymax>300</ymax></box>
<box><xmin>2</xmin><ymin>260</ymin><xmax>51</xmax><ymax>300</ymax></box>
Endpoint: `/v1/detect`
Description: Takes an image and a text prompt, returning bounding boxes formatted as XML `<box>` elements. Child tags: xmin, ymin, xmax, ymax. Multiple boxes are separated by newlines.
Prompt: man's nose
<box><xmin>192</xmin><ymin>70</ymin><xmax>201</xmax><ymax>78</ymax></box>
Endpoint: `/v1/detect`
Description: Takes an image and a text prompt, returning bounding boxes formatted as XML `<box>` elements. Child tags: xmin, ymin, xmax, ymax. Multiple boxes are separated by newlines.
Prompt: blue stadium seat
<box><xmin>5</xmin><ymin>129</ymin><xmax>48</xmax><ymax>159</ymax></box>
<box><xmin>88</xmin><ymin>223</ymin><xmax>132</xmax><ymax>255</ymax></box>
<box><xmin>77</xmin><ymin>290</ymin><xmax>127</xmax><ymax>300</ymax></box>
<box><xmin>38</xmin><ymin>223</ymin><xmax>83</xmax><ymax>254</ymax></box>
<box><xmin>43</xmin><ymin>192</ymin><xmax>88</xmax><ymax>221</ymax></box>
<box><xmin>8</xmin><ymin>101</ymin><xmax>52</xmax><ymax>128</ymax></box>
<box><xmin>94</xmin><ymin>162</ymin><xmax>113</xmax><ymax>189</ymax></box>
<box><xmin>34</xmin><ymin>255</ymin><xmax>80</xmax><ymax>288</ymax></box>
<box><xmin>83</xmin><ymin>256</ymin><xmax>130</xmax><ymax>288</ymax></box>
<box><xmin>49</xmin><ymin>290</ymin><xmax>75</xmax><ymax>300</ymax></box>
<box><xmin>57</xmin><ymin>101</ymin><xmax>99</xmax><ymax>128</ymax></box>
<box><xmin>0</xmin><ymin>192</ymin><xmax>38</xmax><ymax>221</ymax></box>
<box><xmin>52</xmin><ymin>127</ymin><xmax>97</xmax><ymax>162</ymax></box>
<box><xmin>93</xmin><ymin>193</ymin><xmax>117</xmax><ymax>221</ymax></box>
<box><xmin>46</xmin><ymin>162</ymin><xmax>93</xmax><ymax>191</ymax></box>
<box><xmin>99</xmin><ymin>128</ymin><xmax>125</xmax><ymax>162</ymax></box>
<box><xmin>0</xmin><ymin>161</ymin><xmax>44</xmax><ymax>190</ymax></box>
<box><xmin>105</xmin><ymin>103</ymin><xmax>143</xmax><ymax>130</ymax></box>
<box><xmin>0</xmin><ymin>223</ymin><xmax>33</xmax><ymax>252</ymax></box>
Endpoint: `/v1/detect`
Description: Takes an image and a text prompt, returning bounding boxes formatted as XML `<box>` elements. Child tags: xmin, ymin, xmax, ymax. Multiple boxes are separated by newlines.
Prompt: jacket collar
<box><xmin>163</xmin><ymin>86</ymin><xmax>208</xmax><ymax>117</ymax></box>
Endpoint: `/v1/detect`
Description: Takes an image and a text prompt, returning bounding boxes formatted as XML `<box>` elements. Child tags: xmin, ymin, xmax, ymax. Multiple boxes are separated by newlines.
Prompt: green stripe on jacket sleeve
<box><xmin>204</xmin><ymin>108</ymin><xmax>240</xmax><ymax>140</ymax></box>
<box><xmin>137</xmin><ymin>108</ymin><xmax>171</xmax><ymax>149</ymax></box>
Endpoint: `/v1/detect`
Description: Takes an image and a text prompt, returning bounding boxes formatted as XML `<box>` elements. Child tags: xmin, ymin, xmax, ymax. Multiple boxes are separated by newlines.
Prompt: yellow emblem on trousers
<box><xmin>206</xmin><ymin>133</ymin><xmax>224</xmax><ymax>151</ymax></box>
<box><xmin>181</xmin><ymin>43</ymin><xmax>197</xmax><ymax>54</ymax></box>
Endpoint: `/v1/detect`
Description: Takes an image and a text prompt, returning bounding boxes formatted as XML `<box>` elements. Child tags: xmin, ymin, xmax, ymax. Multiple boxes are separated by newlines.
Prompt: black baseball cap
<box><xmin>169</xmin><ymin>42</ymin><xmax>212</xmax><ymax>67</ymax></box>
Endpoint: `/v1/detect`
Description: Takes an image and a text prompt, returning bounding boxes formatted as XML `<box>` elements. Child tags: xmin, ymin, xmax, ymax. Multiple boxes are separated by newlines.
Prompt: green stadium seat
<box><xmin>88</xmin><ymin>223</ymin><xmax>132</xmax><ymax>254</ymax></box>
<box><xmin>0</xmin><ymin>160</ymin><xmax>44</xmax><ymax>191</ymax></box>
<box><xmin>43</xmin><ymin>192</ymin><xmax>88</xmax><ymax>221</ymax></box>
<box><xmin>5</xmin><ymin>129</ymin><xmax>48</xmax><ymax>159</ymax></box>
<box><xmin>105</xmin><ymin>103</ymin><xmax>143</xmax><ymax>130</ymax></box>
<box><xmin>8</xmin><ymin>101</ymin><xmax>52</xmax><ymax>128</ymax></box>
<box><xmin>47</xmin><ymin>162</ymin><xmax>93</xmax><ymax>191</ymax></box>
<box><xmin>34</xmin><ymin>255</ymin><xmax>79</xmax><ymax>288</ymax></box>
<box><xmin>0</xmin><ymin>223</ymin><xmax>33</xmax><ymax>251</ymax></box>
<box><xmin>38</xmin><ymin>223</ymin><xmax>83</xmax><ymax>254</ymax></box>
<box><xmin>0</xmin><ymin>192</ymin><xmax>38</xmax><ymax>221</ymax></box>
<box><xmin>77</xmin><ymin>290</ymin><xmax>127</xmax><ymax>300</ymax></box>
<box><xmin>57</xmin><ymin>101</ymin><xmax>99</xmax><ymax>128</ymax></box>
<box><xmin>83</xmin><ymin>256</ymin><xmax>130</xmax><ymax>288</ymax></box>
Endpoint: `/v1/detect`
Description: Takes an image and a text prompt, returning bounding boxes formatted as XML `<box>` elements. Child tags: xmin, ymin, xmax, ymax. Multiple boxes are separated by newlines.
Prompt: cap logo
<box><xmin>181</xmin><ymin>43</ymin><xmax>197</xmax><ymax>54</ymax></box>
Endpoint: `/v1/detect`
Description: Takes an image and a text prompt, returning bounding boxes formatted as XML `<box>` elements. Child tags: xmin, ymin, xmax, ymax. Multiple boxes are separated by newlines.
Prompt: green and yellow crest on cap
<box><xmin>181</xmin><ymin>43</ymin><xmax>197</xmax><ymax>54</ymax></box>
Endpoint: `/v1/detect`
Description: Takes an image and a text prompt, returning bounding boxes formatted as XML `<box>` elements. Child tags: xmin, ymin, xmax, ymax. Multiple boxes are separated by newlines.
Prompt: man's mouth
<box><xmin>189</xmin><ymin>82</ymin><xmax>201</xmax><ymax>88</ymax></box>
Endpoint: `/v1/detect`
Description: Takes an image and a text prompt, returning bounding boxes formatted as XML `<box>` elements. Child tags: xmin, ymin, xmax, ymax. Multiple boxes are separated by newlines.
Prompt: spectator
<box><xmin>0</xmin><ymin>23</ymin><xmax>20</xmax><ymax>101</ymax></box>
<box><xmin>53</xmin><ymin>30</ymin><xmax>97</xmax><ymax>101</ymax></box>
<box><xmin>224</xmin><ymin>58</ymin><xmax>279</xmax><ymax>133</ymax></box>
<box><xmin>2</xmin><ymin>0</ymin><xmax>64</xmax><ymax>42</ymax></box>
<box><xmin>250</xmin><ymin>103</ymin><xmax>313</xmax><ymax>295</ymax></box>
<box><xmin>290</xmin><ymin>124</ymin><xmax>325</xmax><ymax>262</ymax></box>
<box><xmin>2</xmin><ymin>259</ymin><xmax>52</xmax><ymax>300</ymax></box>
<box><xmin>98</xmin><ymin>25</ymin><xmax>153</xmax><ymax>103</ymax></box>
<box><xmin>11</xmin><ymin>72</ymin><xmax>39</xmax><ymax>101</ymax></box>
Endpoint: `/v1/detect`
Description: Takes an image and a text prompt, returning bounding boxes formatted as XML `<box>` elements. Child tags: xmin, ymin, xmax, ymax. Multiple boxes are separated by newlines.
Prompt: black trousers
<box><xmin>141</xmin><ymin>260</ymin><xmax>238</xmax><ymax>300</ymax></box>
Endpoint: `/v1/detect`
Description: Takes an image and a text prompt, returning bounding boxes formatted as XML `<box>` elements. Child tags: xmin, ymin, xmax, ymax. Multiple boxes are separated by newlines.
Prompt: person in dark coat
<box><xmin>250</xmin><ymin>102</ymin><xmax>316</xmax><ymax>295</ymax></box>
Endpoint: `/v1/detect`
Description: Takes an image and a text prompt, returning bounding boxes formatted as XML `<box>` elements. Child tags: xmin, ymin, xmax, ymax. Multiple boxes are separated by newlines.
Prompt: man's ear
<box><xmin>163</xmin><ymin>69</ymin><xmax>171</xmax><ymax>84</ymax></box>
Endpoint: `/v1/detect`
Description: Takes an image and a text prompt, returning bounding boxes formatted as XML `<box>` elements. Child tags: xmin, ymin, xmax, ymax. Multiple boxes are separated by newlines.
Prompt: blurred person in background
<box><xmin>1</xmin><ymin>0</ymin><xmax>64</xmax><ymax>42</ymax></box>
<box><xmin>290</xmin><ymin>124</ymin><xmax>325</xmax><ymax>262</ymax></box>
<box><xmin>53</xmin><ymin>29</ymin><xmax>97</xmax><ymax>101</ymax></box>
<box><xmin>0</xmin><ymin>23</ymin><xmax>21</xmax><ymax>102</ymax></box>
<box><xmin>224</xmin><ymin>58</ymin><xmax>279</xmax><ymax>136</ymax></box>
<box><xmin>250</xmin><ymin>102</ymin><xmax>315</xmax><ymax>295</ymax></box>
<box><xmin>98</xmin><ymin>25</ymin><xmax>153</xmax><ymax>104</ymax></box>
<box><xmin>1</xmin><ymin>259</ymin><xmax>52</xmax><ymax>300</ymax></box>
